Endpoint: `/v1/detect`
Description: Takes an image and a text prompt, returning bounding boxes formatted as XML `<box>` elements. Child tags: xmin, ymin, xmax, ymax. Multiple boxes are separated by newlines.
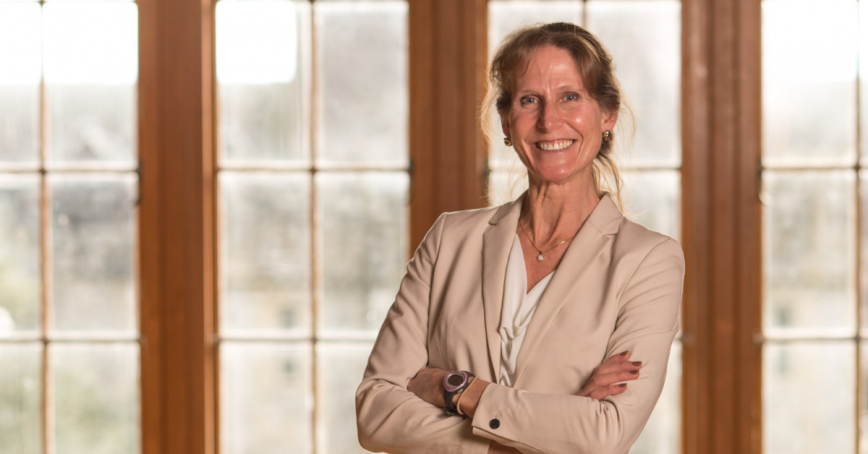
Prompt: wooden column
<box><xmin>408</xmin><ymin>0</ymin><xmax>489</xmax><ymax>248</ymax></box>
<box><xmin>681</xmin><ymin>0</ymin><xmax>762</xmax><ymax>453</ymax></box>
<box><xmin>138</xmin><ymin>0</ymin><xmax>217</xmax><ymax>453</ymax></box>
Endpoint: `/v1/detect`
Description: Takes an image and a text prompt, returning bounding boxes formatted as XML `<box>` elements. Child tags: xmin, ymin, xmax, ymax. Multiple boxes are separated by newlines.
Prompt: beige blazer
<box><xmin>356</xmin><ymin>194</ymin><xmax>685</xmax><ymax>454</ymax></box>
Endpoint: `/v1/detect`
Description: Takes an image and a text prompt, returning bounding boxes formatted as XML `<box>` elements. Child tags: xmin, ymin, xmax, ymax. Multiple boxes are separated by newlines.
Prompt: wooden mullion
<box><xmin>138</xmin><ymin>0</ymin><xmax>217</xmax><ymax>453</ymax></box>
<box><xmin>682</xmin><ymin>0</ymin><xmax>762</xmax><ymax>453</ymax></box>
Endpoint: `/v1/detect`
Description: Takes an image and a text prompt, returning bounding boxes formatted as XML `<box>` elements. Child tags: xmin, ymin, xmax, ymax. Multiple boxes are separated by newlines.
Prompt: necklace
<box><xmin>518</xmin><ymin>219</ymin><xmax>575</xmax><ymax>261</ymax></box>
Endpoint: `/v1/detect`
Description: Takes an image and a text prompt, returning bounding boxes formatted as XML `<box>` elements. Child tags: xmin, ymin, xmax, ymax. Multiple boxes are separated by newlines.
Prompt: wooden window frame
<box><xmin>135</xmin><ymin>0</ymin><xmax>765</xmax><ymax>454</ymax></box>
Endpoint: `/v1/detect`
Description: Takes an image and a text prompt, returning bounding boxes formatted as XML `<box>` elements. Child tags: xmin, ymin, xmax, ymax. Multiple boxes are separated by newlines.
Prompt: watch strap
<box><xmin>443</xmin><ymin>371</ymin><xmax>475</xmax><ymax>415</ymax></box>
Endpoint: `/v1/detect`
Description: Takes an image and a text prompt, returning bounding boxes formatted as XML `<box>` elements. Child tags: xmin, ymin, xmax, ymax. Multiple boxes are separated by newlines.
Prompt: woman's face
<box><xmin>501</xmin><ymin>45</ymin><xmax>617</xmax><ymax>185</ymax></box>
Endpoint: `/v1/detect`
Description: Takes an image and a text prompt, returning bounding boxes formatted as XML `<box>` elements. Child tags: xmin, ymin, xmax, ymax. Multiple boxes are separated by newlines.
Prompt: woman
<box><xmin>356</xmin><ymin>22</ymin><xmax>684</xmax><ymax>454</ymax></box>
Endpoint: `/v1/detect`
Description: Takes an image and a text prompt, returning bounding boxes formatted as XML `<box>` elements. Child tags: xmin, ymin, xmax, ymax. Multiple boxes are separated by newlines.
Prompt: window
<box><xmin>0</xmin><ymin>1</ymin><xmax>140</xmax><ymax>453</ymax></box>
<box><xmin>214</xmin><ymin>1</ymin><xmax>409</xmax><ymax>453</ymax></box>
<box><xmin>761</xmin><ymin>0</ymin><xmax>864</xmax><ymax>452</ymax></box>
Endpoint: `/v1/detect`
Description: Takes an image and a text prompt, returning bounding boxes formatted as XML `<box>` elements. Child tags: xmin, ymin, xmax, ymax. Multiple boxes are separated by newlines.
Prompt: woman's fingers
<box><xmin>601</xmin><ymin>351</ymin><xmax>631</xmax><ymax>365</ymax></box>
<box><xmin>594</xmin><ymin>358</ymin><xmax>642</xmax><ymax>377</ymax></box>
<box><xmin>592</xmin><ymin>368</ymin><xmax>640</xmax><ymax>387</ymax></box>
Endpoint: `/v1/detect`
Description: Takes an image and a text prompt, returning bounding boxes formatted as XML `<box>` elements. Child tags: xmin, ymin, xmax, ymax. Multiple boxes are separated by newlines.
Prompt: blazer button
<box><xmin>489</xmin><ymin>418</ymin><xmax>500</xmax><ymax>429</ymax></box>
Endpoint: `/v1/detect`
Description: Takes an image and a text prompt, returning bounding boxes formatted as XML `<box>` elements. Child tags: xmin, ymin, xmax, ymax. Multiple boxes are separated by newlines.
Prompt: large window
<box><xmin>0</xmin><ymin>1</ymin><xmax>140</xmax><ymax>453</ymax></box>
<box><xmin>214</xmin><ymin>1</ymin><xmax>408</xmax><ymax>453</ymax></box>
<box><xmin>761</xmin><ymin>0</ymin><xmax>864</xmax><ymax>452</ymax></box>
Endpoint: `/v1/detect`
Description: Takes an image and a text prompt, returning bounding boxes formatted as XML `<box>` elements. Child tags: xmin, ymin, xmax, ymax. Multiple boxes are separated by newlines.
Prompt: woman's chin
<box><xmin>529</xmin><ymin>166</ymin><xmax>588</xmax><ymax>186</ymax></box>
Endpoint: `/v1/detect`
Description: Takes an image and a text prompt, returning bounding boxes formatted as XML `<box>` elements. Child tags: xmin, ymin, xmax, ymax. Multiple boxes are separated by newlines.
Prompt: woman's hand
<box><xmin>408</xmin><ymin>367</ymin><xmax>450</xmax><ymax>408</ymax></box>
<box><xmin>577</xmin><ymin>351</ymin><xmax>642</xmax><ymax>400</ymax></box>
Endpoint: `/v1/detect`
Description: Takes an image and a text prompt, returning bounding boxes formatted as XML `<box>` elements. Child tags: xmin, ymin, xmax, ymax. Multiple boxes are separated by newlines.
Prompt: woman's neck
<box><xmin>521</xmin><ymin>177</ymin><xmax>600</xmax><ymax>249</ymax></box>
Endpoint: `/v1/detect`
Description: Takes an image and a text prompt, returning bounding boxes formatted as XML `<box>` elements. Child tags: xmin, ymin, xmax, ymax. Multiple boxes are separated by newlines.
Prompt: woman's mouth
<box><xmin>535</xmin><ymin>140</ymin><xmax>574</xmax><ymax>151</ymax></box>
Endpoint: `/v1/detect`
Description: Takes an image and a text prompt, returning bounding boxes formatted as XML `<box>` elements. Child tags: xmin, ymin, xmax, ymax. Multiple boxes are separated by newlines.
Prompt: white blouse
<box><xmin>498</xmin><ymin>234</ymin><xmax>555</xmax><ymax>387</ymax></box>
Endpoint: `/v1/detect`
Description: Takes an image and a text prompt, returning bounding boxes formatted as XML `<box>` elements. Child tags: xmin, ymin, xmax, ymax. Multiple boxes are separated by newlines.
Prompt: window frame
<box><xmin>135</xmin><ymin>0</ymin><xmax>766</xmax><ymax>454</ymax></box>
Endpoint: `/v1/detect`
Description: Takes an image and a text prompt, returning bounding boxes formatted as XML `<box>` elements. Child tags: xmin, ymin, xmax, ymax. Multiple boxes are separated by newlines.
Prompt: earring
<box><xmin>602</xmin><ymin>130</ymin><xmax>612</xmax><ymax>141</ymax></box>
<box><xmin>504</xmin><ymin>137</ymin><xmax>513</xmax><ymax>147</ymax></box>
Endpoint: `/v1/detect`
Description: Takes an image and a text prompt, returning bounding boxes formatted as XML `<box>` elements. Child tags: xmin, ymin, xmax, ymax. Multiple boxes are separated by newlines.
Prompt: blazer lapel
<box><xmin>512</xmin><ymin>195</ymin><xmax>623</xmax><ymax>385</ymax></box>
<box><xmin>481</xmin><ymin>196</ymin><xmax>524</xmax><ymax>382</ymax></box>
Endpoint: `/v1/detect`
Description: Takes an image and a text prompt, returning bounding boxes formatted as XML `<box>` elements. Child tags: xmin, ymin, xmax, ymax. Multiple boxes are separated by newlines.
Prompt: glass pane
<box><xmin>52</xmin><ymin>343</ymin><xmax>139</xmax><ymax>454</ymax></box>
<box><xmin>221</xmin><ymin>342</ymin><xmax>312</xmax><ymax>454</ymax></box>
<box><xmin>862</xmin><ymin>171</ymin><xmax>868</xmax><ymax>331</ymax></box>
<box><xmin>50</xmin><ymin>174</ymin><xmax>137</xmax><ymax>334</ymax></box>
<box><xmin>763</xmin><ymin>171</ymin><xmax>855</xmax><ymax>336</ymax></box>
<box><xmin>629</xmin><ymin>341</ymin><xmax>680</xmax><ymax>454</ymax></box>
<box><xmin>762</xmin><ymin>0</ymin><xmax>857</xmax><ymax>166</ymax></box>
<box><xmin>488</xmin><ymin>1</ymin><xmax>582</xmax><ymax>56</ymax></box>
<box><xmin>216</xmin><ymin>0</ymin><xmax>311</xmax><ymax>164</ymax></box>
<box><xmin>0</xmin><ymin>3</ymin><xmax>40</xmax><ymax>166</ymax></box>
<box><xmin>43</xmin><ymin>2</ymin><xmax>137</xmax><ymax>167</ymax></box>
<box><xmin>0</xmin><ymin>175</ymin><xmax>40</xmax><ymax>334</ymax></box>
<box><xmin>219</xmin><ymin>172</ymin><xmax>310</xmax><ymax>335</ymax></box>
<box><xmin>487</xmin><ymin>1</ymin><xmax>582</xmax><ymax>165</ymax></box>
<box><xmin>318</xmin><ymin>172</ymin><xmax>408</xmax><ymax>334</ymax></box>
<box><xmin>316</xmin><ymin>342</ymin><xmax>373</xmax><ymax>454</ymax></box>
<box><xmin>764</xmin><ymin>342</ymin><xmax>854</xmax><ymax>454</ymax></box>
<box><xmin>0</xmin><ymin>343</ymin><xmax>41</xmax><ymax>454</ymax></box>
<box><xmin>586</xmin><ymin>1</ymin><xmax>681</xmax><ymax>167</ymax></box>
<box><xmin>622</xmin><ymin>170</ymin><xmax>680</xmax><ymax>240</ymax></box>
<box><xmin>315</xmin><ymin>2</ymin><xmax>408</xmax><ymax>165</ymax></box>
<box><xmin>488</xmin><ymin>168</ymin><xmax>526</xmax><ymax>207</ymax></box>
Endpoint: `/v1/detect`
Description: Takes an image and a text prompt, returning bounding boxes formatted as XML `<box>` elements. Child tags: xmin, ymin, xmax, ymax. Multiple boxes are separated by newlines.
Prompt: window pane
<box><xmin>52</xmin><ymin>343</ymin><xmax>140</xmax><ymax>454</ymax></box>
<box><xmin>216</xmin><ymin>0</ymin><xmax>311</xmax><ymax>165</ymax></box>
<box><xmin>862</xmin><ymin>171</ymin><xmax>868</xmax><ymax>330</ymax></box>
<box><xmin>763</xmin><ymin>171</ymin><xmax>856</xmax><ymax>336</ymax></box>
<box><xmin>219</xmin><ymin>172</ymin><xmax>310</xmax><ymax>336</ymax></box>
<box><xmin>0</xmin><ymin>3</ymin><xmax>40</xmax><ymax>166</ymax></box>
<box><xmin>762</xmin><ymin>0</ymin><xmax>857</xmax><ymax>166</ymax></box>
<box><xmin>622</xmin><ymin>170</ymin><xmax>680</xmax><ymax>240</ymax></box>
<box><xmin>630</xmin><ymin>341</ymin><xmax>680</xmax><ymax>454</ymax></box>
<box><xmin>49</xmin><ymin>174</ymin><xmax>137</xmax><ymax>334</ymax></box>
<box><xmin>764</xmin><ymin>342</ymin><xmax>854</xmax><ymax>454</ymax></box>
<box><xmin>43</xmin><ymin>2</ymin><xmax>137</xmax><ymax>167</ymax></box>
<box><xmin>318</xmin><ymin>172</ymin><xmax>408</xmax><ymax>335</ymax></box>
<box><xmin>221</xmin><ymin>342</ymin><xmax>312</xmax><ymax>454</ymax></box>
<box><xmin>0</xmin><ymin>343</ymin><xmax>41</xmax><ymax>454</ymax></box>
<box><xmin>316</xmin><ymin>342</ymin><xmax>373</xmax><ymax>454</ymax></box>
<box><xmin>0</xmin><ymin>175</ymin><xmax>40</xmax><ymax>334</ymax></box>
<box><xmin>315</xmin><ymin>2</ymin><xmax>407</xmax><ymax>165</ymax></box>
<box><xmin>586</xmin><ymin>0</ymin><xmax>681</xmax><ymax>167</ymax></box>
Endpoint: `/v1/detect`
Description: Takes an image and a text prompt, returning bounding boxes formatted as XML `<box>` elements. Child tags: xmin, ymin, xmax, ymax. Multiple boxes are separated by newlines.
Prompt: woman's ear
<box><xmin>500</xmin><ymin>113</ymin><xmax>511</xmax><ymax>139</ymax></box>
<box><xmin>601</xmin><ymin>108</ymin><xmax>618</xmax><ymax>133</ymax></box>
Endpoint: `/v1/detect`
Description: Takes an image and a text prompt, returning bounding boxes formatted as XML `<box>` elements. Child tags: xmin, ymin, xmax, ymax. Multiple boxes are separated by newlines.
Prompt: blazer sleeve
<box><xmin>469</xmin><ymin>237</ymin><xmax>685</xmax><ymax>454</ymax></box>
<box><xmin>355</xmin><ymin>213</ymin><xmax>491</xmax><ymax>454</ymax></box>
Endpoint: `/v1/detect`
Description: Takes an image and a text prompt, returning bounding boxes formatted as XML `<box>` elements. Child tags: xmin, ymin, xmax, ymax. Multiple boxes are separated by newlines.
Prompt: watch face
<box><xmin>447</xmin><ymin>374</ymin><xmax>464</xmax><ymax>387</ymax></box>
<box><xmin>444</xmin><ymin>372</ymin><xmax>466</xmax><ymax>392</ymax></box>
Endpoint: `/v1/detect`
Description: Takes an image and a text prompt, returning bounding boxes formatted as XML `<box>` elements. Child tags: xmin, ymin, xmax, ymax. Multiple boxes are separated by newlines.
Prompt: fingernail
<box><xmin>629</xmin><ymin>370</ymin><xmax>639</xmax><ymax>375</ymax></box>
<box><xmin>618</xmin><ymin>383</ymin><xmax>627</xmax><ymax>388</ymax></box>
<box><xmin>620</xmin><ymin>351</ymin><xmax>629</xmax><ymax>357</ymax></box>
<box><xmin>632</xmin><ymin>361</ymin><xmax>643</xmax><ymax>367</ymax></box>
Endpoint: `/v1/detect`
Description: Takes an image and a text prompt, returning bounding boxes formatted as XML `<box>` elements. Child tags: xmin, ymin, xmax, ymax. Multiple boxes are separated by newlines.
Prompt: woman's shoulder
<box><xmin>612</xmin><ymin>216</ymin><xmax>685</xmax><ymax>269</ymax></box>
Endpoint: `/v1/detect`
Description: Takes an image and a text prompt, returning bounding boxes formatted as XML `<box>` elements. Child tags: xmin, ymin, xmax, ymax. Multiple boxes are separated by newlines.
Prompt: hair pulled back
<box><xmin>483</xmin><ymin>22</ymin><xmax>632</xmax><ymax>209</ymax></box>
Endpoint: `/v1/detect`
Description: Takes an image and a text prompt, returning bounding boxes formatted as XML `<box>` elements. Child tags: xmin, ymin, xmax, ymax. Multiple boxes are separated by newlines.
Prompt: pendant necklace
<box><xmin>518</xmin><ymin>219</ymin><xmax>575</xmax><ymax>261</ymax></box>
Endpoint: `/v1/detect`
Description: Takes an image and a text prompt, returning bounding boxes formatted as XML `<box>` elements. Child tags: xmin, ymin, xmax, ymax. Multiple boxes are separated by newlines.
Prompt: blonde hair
<box><xmin>482</xmin><ymin>22</ymin><xmax>634</xmax><ymax>210</ymax></box>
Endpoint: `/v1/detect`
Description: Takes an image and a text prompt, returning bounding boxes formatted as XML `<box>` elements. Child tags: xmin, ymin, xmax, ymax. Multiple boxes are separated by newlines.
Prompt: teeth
<box><xmin>537</xmin><ymin>140</ymin><xmax>574</xmax><ymax>151</ymax></box>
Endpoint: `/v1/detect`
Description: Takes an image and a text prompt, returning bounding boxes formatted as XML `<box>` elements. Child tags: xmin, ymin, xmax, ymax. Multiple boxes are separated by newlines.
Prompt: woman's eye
<box><xmin>521</xmin><ymin>97</ymin><xmax>537</xmax><ymax>105</ymax></box>
<box><xmin>564</xmin><ymin>93</ymin><xmax>579</xmax><ymax>101</ymax></box>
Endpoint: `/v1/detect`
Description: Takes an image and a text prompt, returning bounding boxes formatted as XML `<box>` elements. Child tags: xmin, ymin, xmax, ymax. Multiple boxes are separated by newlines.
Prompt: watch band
<box><xmin>443</xmin><ymin>371</ymin><xmax>475</xmax><ymax>415</ymax></box>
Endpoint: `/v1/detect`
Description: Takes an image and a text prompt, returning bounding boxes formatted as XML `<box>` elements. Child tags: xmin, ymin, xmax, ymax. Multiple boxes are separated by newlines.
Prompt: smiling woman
<box><xmin>356</xmin><ymin>22</ymin><xmax>684</xmax><ymax>454</ymax></box>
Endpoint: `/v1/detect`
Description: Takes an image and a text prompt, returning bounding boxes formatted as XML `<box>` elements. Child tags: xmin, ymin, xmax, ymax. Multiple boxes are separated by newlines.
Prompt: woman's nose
<box><xmin>536</xmin><ymin>101</ymin><xmax>563</xmax><ymax>131</ymax></box>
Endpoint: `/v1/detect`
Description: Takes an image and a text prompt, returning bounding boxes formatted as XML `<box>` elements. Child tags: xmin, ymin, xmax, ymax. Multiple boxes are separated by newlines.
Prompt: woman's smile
<box><xmin>535</xmin><ymin>139</ymin><xmax>575</xmax><ymax>151</ymax></box>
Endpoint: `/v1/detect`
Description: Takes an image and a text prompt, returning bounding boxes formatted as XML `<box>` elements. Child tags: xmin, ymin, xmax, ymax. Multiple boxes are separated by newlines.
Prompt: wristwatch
<box><xmin>443</xmin><ymin>370</ymin><xmax>476</xmax><ymax>415</ymax></box>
